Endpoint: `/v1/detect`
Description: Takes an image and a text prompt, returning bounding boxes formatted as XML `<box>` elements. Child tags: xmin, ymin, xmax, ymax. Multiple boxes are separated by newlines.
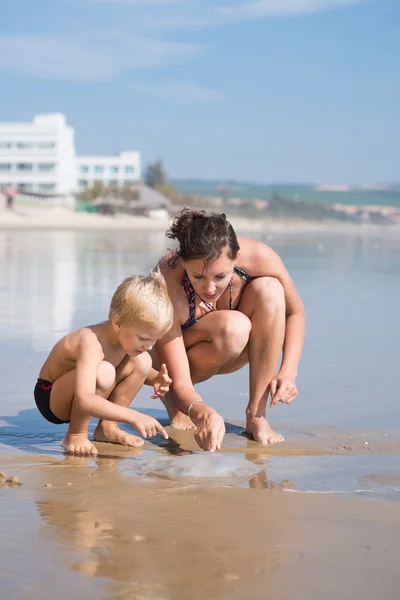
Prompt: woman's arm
<box><xmin>155</xmin><ymin>307</ymin><xmax>225</xmax><ymax>452</ymax></box>
<box><xmin>155</xmin><ymin>314</ymin><xmax>203</xmax><ymax>411</ymax></box>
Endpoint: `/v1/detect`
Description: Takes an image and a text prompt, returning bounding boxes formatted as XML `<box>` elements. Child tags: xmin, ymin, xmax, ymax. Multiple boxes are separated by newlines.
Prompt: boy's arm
<box><xmin>74</xmin><ymin>333</ymin><xmax>167</xmax><ymax>437</ymax></box>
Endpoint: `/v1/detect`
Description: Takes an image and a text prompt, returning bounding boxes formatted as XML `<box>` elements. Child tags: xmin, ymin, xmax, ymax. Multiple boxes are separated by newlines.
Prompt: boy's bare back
<box><xmin>39</xmin><ymin>323</ymin><xmax>127</xmax><ymax>384</ymax></box>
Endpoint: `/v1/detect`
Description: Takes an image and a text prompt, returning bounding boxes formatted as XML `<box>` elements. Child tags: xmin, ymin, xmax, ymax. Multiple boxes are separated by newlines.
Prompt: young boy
<box><xmin>34</xmin><ymin>272</ymin><xmax>173</xmax><ymax>456</ymax></box>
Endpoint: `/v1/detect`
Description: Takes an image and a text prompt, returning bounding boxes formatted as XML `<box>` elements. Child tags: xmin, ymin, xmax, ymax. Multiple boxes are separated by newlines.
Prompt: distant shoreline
<box><xmin>1</xmin><ymin>205</ymin><xmax>399</xmax><ymax>235</ymax></box>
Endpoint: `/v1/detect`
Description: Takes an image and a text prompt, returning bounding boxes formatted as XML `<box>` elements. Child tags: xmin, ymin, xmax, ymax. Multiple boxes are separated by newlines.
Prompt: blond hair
<box><xmin>109</xmin><ymin>271</ymin><xmax>173</xmax><ymax>331</ymax></box>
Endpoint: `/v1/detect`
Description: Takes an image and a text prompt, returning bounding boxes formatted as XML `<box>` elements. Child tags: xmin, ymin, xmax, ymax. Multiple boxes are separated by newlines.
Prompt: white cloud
<box><xmin>216</xmin><ymin>0</ymin><xmax>367</xmax><ymax>20</ymax></box>
<box><xmin>0</xmin><ymin>0</ymin><xmax>370</xmax><ymax>81</ymax></box>
<box><xmin>0</xmin><ymin>32</ymin><xmax>202</xmax><ymax>82</ymax></box>
<box><xmin>138</xmin><ymin>81</ymin><xmax>222</xmax><ymax>101</ymax></box>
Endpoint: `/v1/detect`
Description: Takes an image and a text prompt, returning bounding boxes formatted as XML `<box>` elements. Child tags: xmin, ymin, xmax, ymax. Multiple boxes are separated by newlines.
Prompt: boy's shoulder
<box><xmin>61</xmin><ymin>325</ymin><xmax>103</xmax><ymax>353</ymax></box>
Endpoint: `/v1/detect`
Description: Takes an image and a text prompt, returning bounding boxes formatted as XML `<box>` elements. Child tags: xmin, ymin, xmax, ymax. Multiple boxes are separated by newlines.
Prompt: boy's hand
<box><xmin>270</xmin><ymin>372</ymin><xmax>298</xmax><ymax>406</ymax></box>
<box><xmin>151</xmin><ymin>364</ymin><xmax>172</xmax><ymax>399</ymax></box>
<box><xmin>131</xmin><ymin>413</ymin><xmax>169</xmax><ymax>440</ymax></box>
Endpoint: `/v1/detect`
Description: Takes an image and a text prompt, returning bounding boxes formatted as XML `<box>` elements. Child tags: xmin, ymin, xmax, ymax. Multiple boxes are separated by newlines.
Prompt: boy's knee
<box><xmin>213</xmin><ymin>312</ymin><xmax>251</xmax><ymax>357</ymax></box>
<box><xmin>96</xmin><ymin>361</ymin><xmax>116</xmax><ymax>393</ymax></box>
<box><xmin>134</xmin><ymin>351</ymin><xmax>152</xmax><ymax>378</ymax></box>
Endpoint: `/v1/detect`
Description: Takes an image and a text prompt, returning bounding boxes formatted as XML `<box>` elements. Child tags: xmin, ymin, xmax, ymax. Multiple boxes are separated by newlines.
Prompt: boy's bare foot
<box><xmin>93</xmin><ymin>423</ymin><xmax>144</xmax><ymax>447</ymax></box>
<box><xmin>62</xmin><ymin>433</ymin><xmax>98</xmax><ymax>455</ymax></box>
<box><xmin>246</xmin><ymin>417</ymin><xmax>285</xmax><ymax>445</ymax></box>
<box><xmin>160</xmin><ymin>393</ymin><xmax>195</xmax><ymax>431</ymax></box>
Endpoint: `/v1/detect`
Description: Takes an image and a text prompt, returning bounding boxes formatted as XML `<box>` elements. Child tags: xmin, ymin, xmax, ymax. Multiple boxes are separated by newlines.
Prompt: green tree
<box><xmin>76</xmin><ymin>180</ymin><xmax>105</xmax><ymax>202</ymax></box>
<box><xmin>145</xmin><ymin>159</ymin><xmax>167</xmax><ymax>188</ymax></box>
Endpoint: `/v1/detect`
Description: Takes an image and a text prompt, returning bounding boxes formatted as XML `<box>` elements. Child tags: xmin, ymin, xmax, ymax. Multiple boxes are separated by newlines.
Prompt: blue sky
<box><xmin>0</xmin><ymin>0</ymin><xmax>399</xmax><ymax>184</ymax></box>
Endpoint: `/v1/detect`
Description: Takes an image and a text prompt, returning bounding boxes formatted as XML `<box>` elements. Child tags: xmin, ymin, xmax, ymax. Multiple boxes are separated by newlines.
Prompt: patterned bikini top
<box><xmin>181</xmin><ymin>266</ymin><xmax>252</xmax><ymax>329</ymax></box>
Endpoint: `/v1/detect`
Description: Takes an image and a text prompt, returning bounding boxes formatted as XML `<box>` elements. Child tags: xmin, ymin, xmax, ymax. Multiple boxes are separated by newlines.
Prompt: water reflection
<box><xmin>0</xmin><ymin>230</ymin><xmax>169</xmax><ymax>352</ymax></box>
<box><xmin>33</xmin><ymin>453</ymin><xmax>298</xmax><ymax>600</ymax></box>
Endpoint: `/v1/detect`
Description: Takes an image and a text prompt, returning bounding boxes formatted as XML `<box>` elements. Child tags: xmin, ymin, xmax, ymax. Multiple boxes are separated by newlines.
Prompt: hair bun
<box><xmin>166</xmin><ymin>208</ymin><xmax>239</xmax><ymax>267</ymax></box>
<box><xmin>166</xmin><ymin>208</ymin><xmax>206</xmax><ymax>241</ymax></box>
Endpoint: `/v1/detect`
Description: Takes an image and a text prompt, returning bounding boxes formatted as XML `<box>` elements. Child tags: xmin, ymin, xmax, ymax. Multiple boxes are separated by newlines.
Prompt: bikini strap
<box><xmin>234</xmin><ymin>266</ymin><xmax>252</xmax><ymax>283</ymax></box>
<box><xmin>181</xmin><ymin>271</ymin><xmax>197</xmax><ymax>327</ymax></box>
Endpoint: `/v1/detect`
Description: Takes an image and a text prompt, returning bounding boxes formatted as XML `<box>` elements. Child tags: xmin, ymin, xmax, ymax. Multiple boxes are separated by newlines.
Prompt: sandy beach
<box><xmin>2</xmin><ymin>428</ymin><xmax>400</xmax><ymax>600</ymax></box>
<box><xmin>1</xmin><ymin>199</ymin><xmax>399</xmax><ymax>235</ymax></box>
<box><xmin>1</xmin><ymin>224</ymin><xmax>400</xmax><ymax>599</ymax></box>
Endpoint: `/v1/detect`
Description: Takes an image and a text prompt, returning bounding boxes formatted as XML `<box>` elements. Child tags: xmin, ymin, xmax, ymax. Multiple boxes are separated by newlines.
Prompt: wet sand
<box><xmin>2</xmin><ymin>227</ymin><xmax>400</xmax><ymax>598</ymax></box>
<box><xmin>1</xmin><ymin>437</ymin><xmax>400</xmax><ymax>600</ymax></box>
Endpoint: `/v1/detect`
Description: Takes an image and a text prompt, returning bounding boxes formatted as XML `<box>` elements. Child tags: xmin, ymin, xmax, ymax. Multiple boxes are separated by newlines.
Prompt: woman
<box><xmin>155</xmin><ymin>209</ymin><xmax>305</xmax><ymax>453</ymax></box>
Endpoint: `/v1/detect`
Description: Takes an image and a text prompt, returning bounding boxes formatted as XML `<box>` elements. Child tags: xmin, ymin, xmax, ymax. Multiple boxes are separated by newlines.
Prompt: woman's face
<box><xmin>182</xmin><ymin>251</ymin><xmax>237</xmax><ymax>303</ymax></box>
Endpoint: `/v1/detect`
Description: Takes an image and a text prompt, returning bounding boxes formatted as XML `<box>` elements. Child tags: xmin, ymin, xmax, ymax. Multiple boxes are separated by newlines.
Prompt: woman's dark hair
<box><xmin>166</xmin><ymin>208</ymin><xmax>240</xmax><ymax>267</ymax></box>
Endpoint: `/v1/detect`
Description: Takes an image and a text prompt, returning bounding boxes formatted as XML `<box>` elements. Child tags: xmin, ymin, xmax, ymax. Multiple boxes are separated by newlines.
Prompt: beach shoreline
<box><xmin>1</xmin><ymin>203</ymin><xmax>399</xmax><ymax>234</ymax></box>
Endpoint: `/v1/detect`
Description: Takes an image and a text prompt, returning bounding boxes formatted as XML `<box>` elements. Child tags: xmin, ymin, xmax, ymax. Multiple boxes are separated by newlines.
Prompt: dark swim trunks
<box><xmin>34</xmin><ymin>378</ymin><xmax>70</xmax><ymax>424</ymax></box>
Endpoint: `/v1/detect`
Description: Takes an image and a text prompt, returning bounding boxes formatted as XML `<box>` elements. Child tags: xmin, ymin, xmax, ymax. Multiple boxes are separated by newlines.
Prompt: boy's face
<box><xmin>116</xmin><ymin>320</ymin><xmax>165</xmax><ymax>357</ymax></box>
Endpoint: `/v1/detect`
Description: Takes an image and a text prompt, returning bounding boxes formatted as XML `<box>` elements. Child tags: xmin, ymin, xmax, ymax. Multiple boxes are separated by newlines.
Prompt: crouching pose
<box><xmin>34</xmin><ymin>272</ymin><xmax>173</xmax><ymax>455</ymax></box>
<box><xmin>154</xmin><ymin>209</ymin><xmax>306</xmax><ymax>452</ymax></box>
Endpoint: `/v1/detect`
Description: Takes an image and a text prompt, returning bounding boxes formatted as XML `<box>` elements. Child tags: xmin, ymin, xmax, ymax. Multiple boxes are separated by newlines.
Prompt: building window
<box><xmin>78</xmin><ymin>180</ymin><xmax>88</xmax><ymax>188</ymax></box>
<box><xmin>17</xmin><ymin>163</ymin><xmax>33</xmax><ymax>171</ymax></box>
<box><xmin>79</xmin><ymin>166</ymin><xmax>89</xmax><ymax>174</ymax></box>
<box><xmin>38</xmin><ymin>183</ymin><xmax>56</xmax><ymax>192</ymax></box>
<box><xmin>110</xmin><ymin>166</ymin><xmax>119</xmax><ymax>174</ymax></box>
<box><xmin>94</xmin><ymin>166</ymin><xmax>104</xmax><ymax>174</ymax></box>
<box><xmin>0</xmin><ymin>142</ymin><xmax>12</xmax><ymax>149</ymax></box>
<box><xmin>0</xmin><ymin>163</ymin><xmax>11</xmax><ymax>172</ymax></box>
<box><xmin>123</xmin><ymin>180</ymin><xmax>136</xmax><ymax>188</ymax></box>
<box><xmin>38</xmin><ymin>163</ymin><xmax>56</xmax><ymax>172</ymax></box>
<box><xmin>37</xmin><ymin>142</ymin><xmax>56</xmax><ymax>149</ymax></box>
<box><xmin>17</xmin><ymin>142</ymin><xmax>34</xmax><ymax>149</ymax></box>
<box><xmin>109</xmin><ymin>180</ymin><xmax>119</xmax><ymax>187</ymax></box>
<box><xmin>124</xmin><ymin>166</ymin><xmax>135</xmax><ymax>174</ymax></box>
<box><xmin>19</xmin><ymin>183</ymin><xmax>33</xmax><ymax>192</ymax></box>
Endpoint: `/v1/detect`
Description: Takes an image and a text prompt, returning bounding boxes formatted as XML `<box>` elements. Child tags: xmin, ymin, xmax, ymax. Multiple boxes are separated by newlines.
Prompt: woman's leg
<box><xmin>176</xmin><ymin>277</ymin><xmax>286</xmax><ymax>444</ymax></box>
<box><xmin>183</xmin><ymin>310</ymin><xmax>252</xmax><ymax>383</ymax></box>
<box><xmin>234</xmin><ymin>276</ymin><xmax>286</xmax><ymax>444</ymax></box>
<box><xmin>49</xmin><ymin>361</ymin><xmax>117</xmax><ymax>455</ymax></box>
<box><xmin>153</xmin><ymin>310</ymin><xmax>251</xmax><ymax>429</ymax></box>
<box><xmin>93</xmin><ymin>352</ymin><xmax>152</xmax><ymax>447</ymax></box>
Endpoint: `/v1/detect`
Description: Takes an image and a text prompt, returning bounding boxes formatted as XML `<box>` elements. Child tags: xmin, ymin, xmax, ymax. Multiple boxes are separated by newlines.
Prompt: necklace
<box><xmin>195</xmin><ymin>277</ymin><xmax>233</xmax><ymax>312</ymax></box>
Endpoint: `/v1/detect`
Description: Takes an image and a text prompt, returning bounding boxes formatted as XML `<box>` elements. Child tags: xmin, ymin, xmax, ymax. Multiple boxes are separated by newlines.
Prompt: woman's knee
<box><xmin>96</xmin><ymin>361</ymin><xmax>116</xmax><ymax>394</ymax></box>
<box><xmin>254</xmin><ymin>277</ymin><xmax>285</xmax><ymax>311</ymax></box>
<box><xmin>211</xmin><ymin>312</ymin><xmax>251</xmax><ymax>355</ymax></box>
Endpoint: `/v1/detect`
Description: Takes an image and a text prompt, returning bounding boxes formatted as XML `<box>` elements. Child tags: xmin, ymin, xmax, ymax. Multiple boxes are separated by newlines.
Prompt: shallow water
<box><xmin>1</xmin><ymin>228</ymin><xmax>400</xmax><ymax>600</ymax></box>
<box><xmin>0</xmin><ymin>227</ymin><xmax>400</xmax><ymax>497</ymax></box>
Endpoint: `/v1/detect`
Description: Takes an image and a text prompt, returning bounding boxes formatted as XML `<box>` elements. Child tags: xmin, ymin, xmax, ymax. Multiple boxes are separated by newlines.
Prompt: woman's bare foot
<box><xmin>246</xmin><ymin>417</ymin><xmax>284</xmax><ymax>445</ymax></box>
<box><xmin>161</xmin><ymin>393</ymin><xmax>196</xmax><ymax>430</ymax></box>
<box><xmin>62</xmin><ymin>433</ymin><xmax>98</xmax><ymax>455</ymax></box>
<box><xmin>93</xmin><ymin>423</ymin><xmax>144</xmax><ymax>447</ymax></box>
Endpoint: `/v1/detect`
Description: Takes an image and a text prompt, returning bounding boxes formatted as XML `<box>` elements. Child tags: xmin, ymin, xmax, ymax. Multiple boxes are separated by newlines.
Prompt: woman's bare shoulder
<box><xmin>157</xmin><ymin>252</ymin><xmax>183</xmax><ymax>285</ymax></box>
<box><xmin>237</xmin><ymin>236</ymin><xmax>275</xmax><ymax>260</ymax></box>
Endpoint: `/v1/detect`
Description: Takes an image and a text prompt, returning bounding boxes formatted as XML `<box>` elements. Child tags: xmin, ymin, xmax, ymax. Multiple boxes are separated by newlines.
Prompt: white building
<box><xmin>76</xmin><ymin>151</ymin><xmax>141</xmax><ymax>191</ymax></box>
<box><xmin>0</xmin><ymin>113</ymin><xmax>76</xmax><ymax>196</ymax></box>
<box><xmin>0</xmin><ymin>114</ymin><xmax>141</xmax><ymax>196</ymax></box>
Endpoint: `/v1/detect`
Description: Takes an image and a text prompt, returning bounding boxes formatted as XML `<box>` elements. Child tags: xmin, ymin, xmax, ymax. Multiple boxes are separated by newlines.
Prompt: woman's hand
<box><xmin>194</xmin><ymin>407</ymin><xmax>225</xmax><ymax>453</ymax></box>
<box><xmin>270</xmin><ymin>372</ymin><xmax>298</xmax><ymax>406</ymax></box>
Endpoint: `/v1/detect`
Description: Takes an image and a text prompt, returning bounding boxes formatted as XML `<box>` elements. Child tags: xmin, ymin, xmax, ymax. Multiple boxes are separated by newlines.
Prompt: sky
<box><xmin>0</xmin><ymin>0</ymin><xmax>399</xmax><ymax>184</ymax></box>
